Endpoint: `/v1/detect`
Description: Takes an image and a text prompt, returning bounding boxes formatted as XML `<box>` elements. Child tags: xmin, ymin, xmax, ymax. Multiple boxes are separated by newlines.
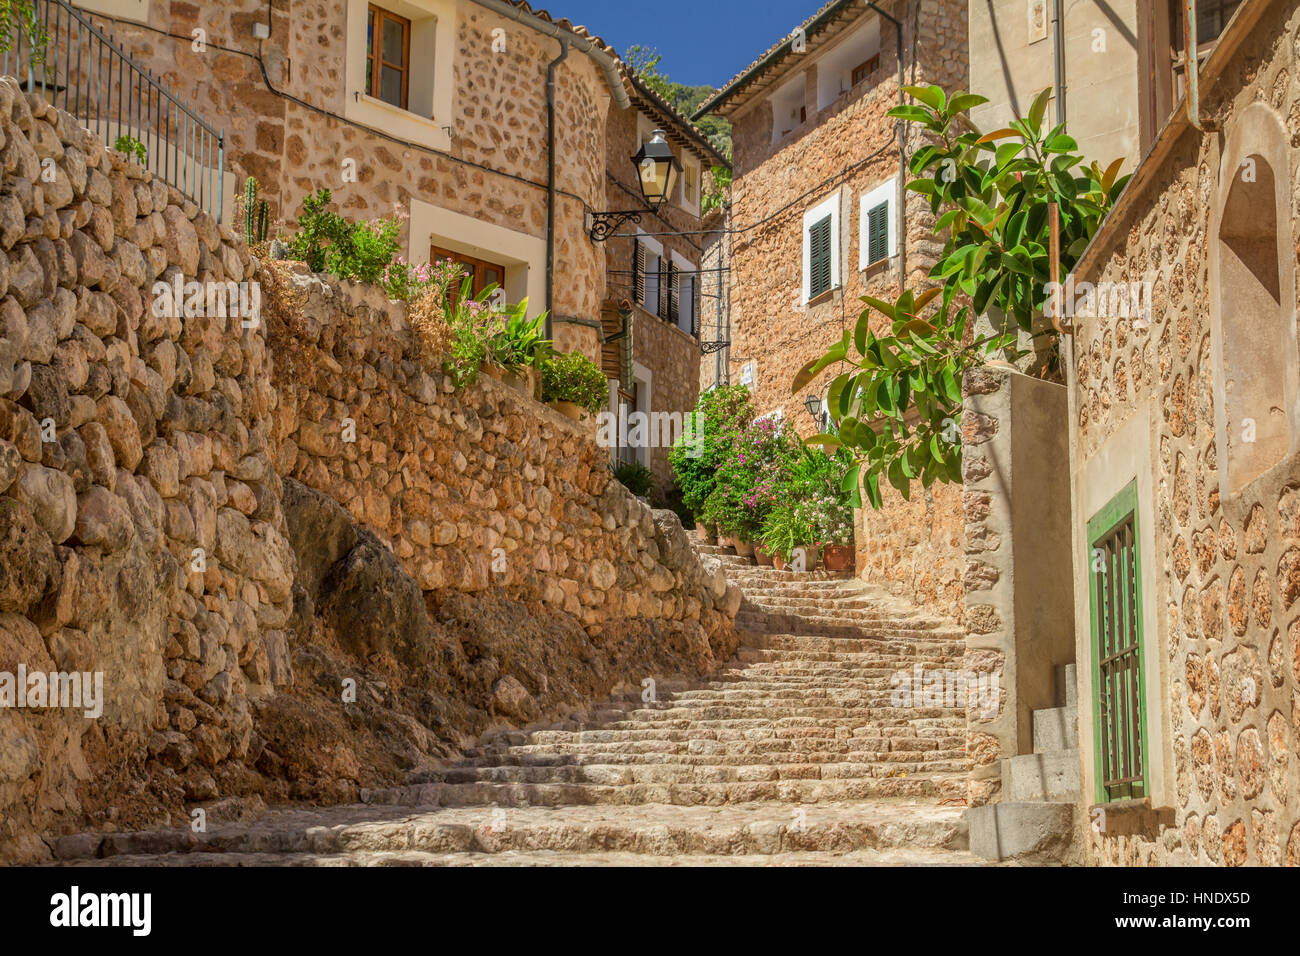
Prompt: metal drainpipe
<box><xmin>546</xmin><ymin>38</ymin><xmax>569</xmax><ymax>341</ymax></box>
<box><xmin>867</xmin><ymin>1</ymin><xmax>906</xmax><ymax>292</ymax></box>
<box><xmin>1052</xmin><ymin>0</ymin><xmax>1067</xmax><ymax>126</ymax></box>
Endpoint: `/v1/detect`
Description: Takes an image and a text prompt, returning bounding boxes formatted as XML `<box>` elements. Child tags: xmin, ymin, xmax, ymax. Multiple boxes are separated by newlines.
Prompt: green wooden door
<box><xmin>1087</xmin><ymin>481</ymin><xmax>1148</xmax><ymax>803</ymax></box>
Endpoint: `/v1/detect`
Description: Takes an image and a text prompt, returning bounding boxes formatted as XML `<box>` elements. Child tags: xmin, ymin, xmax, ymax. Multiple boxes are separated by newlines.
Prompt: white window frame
<box><xmin>670</xmin><ymin>252</ymin><xmax>696</xmax><ymax>335</ymax></box>
<box><xmin>859</xmin><ymin>177</ymin><xmax>897</xmax><ymax>270</ymax></box>
<box><xmin>635</xmin><ymin>230</ymin><xmax>663</xmax><ymax>318</ymax></box>
<box><xmin>344</xmin><ymin>0</ymin><xmax>455</xmax><ymax>152</ymax></box>
<box><xmin>802</xmin><ymin>193</ymin><xmax>841</xmax><ymax>304</ymax></box>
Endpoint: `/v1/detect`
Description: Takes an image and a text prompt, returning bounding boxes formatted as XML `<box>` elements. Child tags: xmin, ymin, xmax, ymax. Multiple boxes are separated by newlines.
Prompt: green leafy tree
<box><xmin>795</xmin><ymin>86</ymin><xmax>1129</xmax><ymax>509</ymax></box>
<box><xmin>624</xmin><ymin>44</ymin><xmax>732</xmax><ymax>160</ymax></box>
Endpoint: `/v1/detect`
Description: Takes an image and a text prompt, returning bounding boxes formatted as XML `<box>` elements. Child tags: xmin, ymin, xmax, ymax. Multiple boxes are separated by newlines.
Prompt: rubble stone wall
<box><xmin>0</xmin><ymin>85</ymin><xmax>737</xmax><ymax>863</ymax></box>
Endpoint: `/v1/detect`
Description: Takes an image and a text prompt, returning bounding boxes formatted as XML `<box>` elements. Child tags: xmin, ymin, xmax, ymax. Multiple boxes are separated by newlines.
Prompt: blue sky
<box><xmin>554</xmin><ymin>0</ymin><xmax>820</xmax><ymax>88</ymax></box>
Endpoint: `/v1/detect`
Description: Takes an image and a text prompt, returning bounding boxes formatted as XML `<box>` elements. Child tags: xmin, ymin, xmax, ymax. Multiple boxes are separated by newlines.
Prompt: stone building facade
<box><xmin>693</xmin><ymin>0</ymin><xmax>968</xmax><ymax>618</ymax></box>
<box><xmin>601</xmin><ymin>73</ymin><xmax>727</xmax><ymax>497</ymax></box>
<box><xmin>1064</xmin><ymin>0</ymin><xmax>1300</xmax><ymax>865</ymax></box>
<box><xmin>72</xmin><ymin>0</ymin><xmax>625</xmax><ymax>359</ymax></box>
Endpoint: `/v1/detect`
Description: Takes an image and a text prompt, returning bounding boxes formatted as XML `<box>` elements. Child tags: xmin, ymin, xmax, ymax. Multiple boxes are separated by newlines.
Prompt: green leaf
<box><xmin>1026</xmin><ymin>87</ymin><xmax>1051</xmax><ymax>136</ymax></box>
<box><xmin>902</xmin><ymin>84</ymin><xmax>946</xmax><ymax>111</ymax></box>
<box><xmin>888</xmin><ymin>105</ymin><xmax>935</xmax><ymax>124</ymax></box>
<box><xmin>948</xmin><ymin>92</ymin><xmax>989</xmax><ymax>114</ymax></box>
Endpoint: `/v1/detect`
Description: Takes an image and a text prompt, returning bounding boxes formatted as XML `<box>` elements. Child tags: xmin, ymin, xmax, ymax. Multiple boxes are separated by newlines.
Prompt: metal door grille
<box><xmin>1089</xmin><ymin>485</ymin><xmax>1147</xmax><ymax>802</ymax></box>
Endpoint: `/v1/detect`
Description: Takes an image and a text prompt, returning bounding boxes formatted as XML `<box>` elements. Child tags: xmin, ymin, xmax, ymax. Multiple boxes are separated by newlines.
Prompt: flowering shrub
<box><xmin>669</xmin><ymin>384</ymin><xmax>754</xmax><ymax>527</ymax></box>
<box><xmin>703</xmin><ymin>415</ymin><xmax>799</xmax><ymax>541</ymax></box>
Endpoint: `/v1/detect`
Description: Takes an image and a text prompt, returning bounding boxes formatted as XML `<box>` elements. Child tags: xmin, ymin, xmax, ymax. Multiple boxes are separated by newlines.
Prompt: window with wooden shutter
<box><xmin>866</xmin><ymin>202</ymin><xmax>889</xmax><ymax>265</ymax></box>
<box><xmin>665</xmin><ymin>260</ymin><xmax>678</xmax><ymax>326</ymax></box>
<box><xmin>808</xmin><ymin>216</ymin><xmax>833</xmax><ymax>300</ymax></box>
<box><xmin>1088</xmin><ymin>481</ymin><xmax>1148</xmax><ymax>804</ymax></box>
<box><xmin>633</xmin><ymin>241</ymin><xmax>645</xmax><ymax>305</ymax></box>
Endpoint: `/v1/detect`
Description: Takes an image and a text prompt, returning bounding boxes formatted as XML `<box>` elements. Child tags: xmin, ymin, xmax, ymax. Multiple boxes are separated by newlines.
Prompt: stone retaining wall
<box><xmin>0</xmin><ymin>85</ymin><xmax>737</xmax><ymax>863</ymax></box>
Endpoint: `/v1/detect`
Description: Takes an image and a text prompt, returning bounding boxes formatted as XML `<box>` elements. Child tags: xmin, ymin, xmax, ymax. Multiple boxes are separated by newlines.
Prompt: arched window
<box><xmin>1211</xmin><ymin>104</ymin><xmax>1298</xmax><ymax>496</ymax></box>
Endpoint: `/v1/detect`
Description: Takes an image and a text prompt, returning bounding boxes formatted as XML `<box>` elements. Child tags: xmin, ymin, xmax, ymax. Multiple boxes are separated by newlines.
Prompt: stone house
<box><xmin>1061</xmin><ymin>0</ymin><xmax>1300</xmax><ymax>865</ymax></box>
<box><xmin>970</xmin><ymin>0</ymin><xmax>1244</xmax><ymax>168</ymax></box>
<box><xmin>600</xmin><ymin>70</ymin><xmax>728</xmax><ymax>497</ymax></box>
<box><xmin>71</xmin><ymin>0</ymin><xmax>629</xmax><ymax>359</ymax></box>
<box><xmin>691</xmin><ymin>0</ymin><xmax>969</xmax><ymax>617</ymax></box>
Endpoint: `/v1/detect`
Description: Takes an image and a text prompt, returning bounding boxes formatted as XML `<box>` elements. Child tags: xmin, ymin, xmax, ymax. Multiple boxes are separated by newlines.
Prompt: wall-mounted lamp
<box><xmin>588</xmin><ymin>129</ymin><xmax>683</xmax><ymax>242</ymax></box>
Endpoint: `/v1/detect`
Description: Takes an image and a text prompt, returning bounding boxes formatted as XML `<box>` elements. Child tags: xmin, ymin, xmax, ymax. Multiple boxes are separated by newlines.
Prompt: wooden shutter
<box><xmin>633</xmin><ymin>240</ymin><xmax>645</xmax><ymax>305</ymax></box>
<box><xmin>666</xmin><ymin>260</ymin><xmax>679</xmax><ymax>326</ymax></box>
<box><xmin>867</xmin><ymin>201</ymin><xmax>889</xmax><ymax>265</ymax></box>
<box><xmin>808</xmin><ymin>215</ymin><xmax>833</xmax><ymax>299</ymax></box>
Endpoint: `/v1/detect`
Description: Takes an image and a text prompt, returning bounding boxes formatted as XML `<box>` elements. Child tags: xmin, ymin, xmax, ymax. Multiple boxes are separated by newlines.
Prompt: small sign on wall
<box><xmin>1028</xmin><ymin>0</ymin><xmax>1048</xmax><ymax>43</ymax></box>
<box><xmin>739</xmin><ymin>362</ymin><xmax>755</xmax><ymax>387</ymax></box>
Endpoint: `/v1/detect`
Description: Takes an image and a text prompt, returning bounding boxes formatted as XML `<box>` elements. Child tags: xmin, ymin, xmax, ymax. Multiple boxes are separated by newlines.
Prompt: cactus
<box><xmin>243</xmin><ymin>176</ymin><xmax>270</xmax><ymax>245</ymax></box>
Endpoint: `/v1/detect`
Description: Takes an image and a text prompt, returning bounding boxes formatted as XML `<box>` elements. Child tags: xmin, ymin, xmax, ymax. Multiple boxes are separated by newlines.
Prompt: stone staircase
<box><xmin>965</xmin><ymin>664</ymin><xmax>1080</xmax><ymax>863</ymax></box>
<box><xmin>48</xmin><ymin>543</ymin><xmax>987</xmax><ymax>866</ymax></box>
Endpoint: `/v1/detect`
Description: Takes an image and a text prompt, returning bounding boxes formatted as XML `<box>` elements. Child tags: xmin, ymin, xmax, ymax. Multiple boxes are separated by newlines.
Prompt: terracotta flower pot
<box><xmin>500</xmin><ymin>366</ymin><xmax>533</xmax><ymax>395</ymax></box>
<box><xmin>694</xmin><ymin>524</ymin><xmax>714</xmax><ymax>543</ymax></box>
<box><xmin>548</xmin><ymin>400</ymin><xmax>583</xmax><ymax>421</ymax></box>
<box><xmin>480</xmin><ymin>362</ymin><xmax>505</xmax><ymax>381</ymax></box>
<box><xmin>734</xmin><ymin>538</ymin><xmax>755</xmax><ymax>558</ymax></box>
<box><xmin>717</xmin><ymin>535</ymin><xmax>735</xmax><ymax>552</ymax></box>
<box><xmin>753</xmin><ymin>544</ymin><xmax>775</xmax><ymax>567</ymax></box>
<box><xmin>771</xmin><ymin>552</ymin><xmax>788</xmax><ymax>572</ymax></box>
<box><xmin>822</xmin><ymin>543</ymin><xmax>855</xmax><ymax>571</ymax></box>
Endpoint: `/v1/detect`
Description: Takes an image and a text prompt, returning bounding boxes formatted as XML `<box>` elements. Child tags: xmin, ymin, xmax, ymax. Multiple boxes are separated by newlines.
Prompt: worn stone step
<box><xmin>364</xmin><ymin>775</ymin><xmax>969</xmax><ymax>807</ymax></box>
<box><xmin>52</xmin><ymin>801</ymin><xmax>971</xmax><ymax>862</ymax></box>
<box><xmin>965</xmin><ymin>802</ymin><xmax>1074</xmax><ymax>863</ymax></box>
<box><xmin>467</xmin><ymin>743</ymin><xmax>967</xmax><ymax>764</ymax></box>
<box><xmin>1002</xmin><ymin>752</ymin><xmax>1081</xmax><ymax>802</ymax></box>
<box><xmin>426</xmin><ymin>759</ymin><xmax>968</xmax><ymax>785</ymax></box>
<box><xmin>54</xmin><ymin>847</ymin><xmax>989</xmax><ymax>867</ymax></box>
<box><xmin>1032</xmin><ymin>705</ymin><xmax>1079</xmax><ymax>754</ymax></box>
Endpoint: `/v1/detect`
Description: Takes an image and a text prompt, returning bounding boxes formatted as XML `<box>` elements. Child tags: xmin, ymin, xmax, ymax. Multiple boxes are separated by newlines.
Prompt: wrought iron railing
<box><xmin>0</xmin><ymin>0</ymin><xmax>224</xmax><ymax>221</ymax></box>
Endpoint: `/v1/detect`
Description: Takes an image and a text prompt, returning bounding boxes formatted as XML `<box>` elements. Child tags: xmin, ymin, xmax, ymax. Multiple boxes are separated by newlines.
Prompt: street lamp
<box><xmin>588</xmin><ymin>129</ymin><xmax>683</xmax><ymax>241</ymax></box>
<box><xmin>803</xmin><ymin>393</ymin><xmax>824</xmax><ymax>425</ymax></box>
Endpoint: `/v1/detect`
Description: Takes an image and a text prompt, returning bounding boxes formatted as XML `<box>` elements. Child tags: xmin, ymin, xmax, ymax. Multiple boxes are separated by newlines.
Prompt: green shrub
<box><xmin>613</xmin><ymin>460</ymin><xmax>654</xmax><ymax>497</ymax></box>
<box><xmin>758</xmin><ymin>501</ymin><xmax>818</xmax><ymax>562</ymax></box>
<box><xmin>288</xmin><ymin>188</ymin><xmax>402</xmax><ymax>287</ymax></box>
<box><xmin>668</xmin><ymin>384</ymin><xmax>754</xmax><ymax>525</ymax></box>
<box><xmin>702</xmin><ymin>414</ymin><xmax>799</xmax><ymax>541</ymax></box>
<box><xmin>113</xmin><ymin>134</ymin><xmax>146</xmax><ymax>164</ymax></box>
<box><xmin>486</xmin><ymin>303</ymin><xmax>551</xmax><ymax>370</ymax></box>
<box><xmin>540</xmin><ymin>352</ymin><xmax>608</xmax><ymax>415</ymax></box>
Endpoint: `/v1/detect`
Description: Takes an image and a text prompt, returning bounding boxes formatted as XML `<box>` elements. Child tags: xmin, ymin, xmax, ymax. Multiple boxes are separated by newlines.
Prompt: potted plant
<box><xmin>753</xmin><ymin>543</ymin><xmax>776</xmax><ymax>566</ymax></box>
<box><xmin>694</xmin><ymin>522</ymin><xmax>715</xmax><ymax>544</ymax></box>
<box><xmin>540</xmin><ymin>351</ymin><xmax>608</xmax><ymax>421</ymax></box>
<box><xmin>760</xmin><ymin>501</ymin><xmax>818</xmax><ymax>573</ymax></box>
<box><xmin>486</xmin><ymin>297</ymin><xmax>551</xmax><ymax>396</ymax></box>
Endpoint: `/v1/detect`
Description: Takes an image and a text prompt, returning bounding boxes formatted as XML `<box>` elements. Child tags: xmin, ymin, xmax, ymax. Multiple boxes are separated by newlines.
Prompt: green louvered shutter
<box><xmin>808</xmin><ymin>215</ymin><xmax>833</xmax><ymax>299</ymax></box>
<box><xmin>866</xmin><ymin>201</ymin><xmax>889</xmax><ymax>265</ymax></box>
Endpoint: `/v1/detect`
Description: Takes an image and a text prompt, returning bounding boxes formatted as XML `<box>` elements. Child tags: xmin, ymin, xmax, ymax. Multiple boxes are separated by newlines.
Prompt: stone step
<box><xmin>1002</xmin><ymin>751</ymin><xmax>1081</xmax><ymax>802</ymax></box>
<box><xmin>964</xmin><ymin>802</ymin><xmax>1074</xmax><ymax>863</ymax></box>
<box><xmin>425</xmin><ymin>759</ymin><xmax>969</xmax><ymax>785</ymax></box>
<box><xmin>52</xmin><ymin>801</ymin><xmax>972</xmax><ymax>862</ymax></box>
<box><xmin>542</xmin><ymin>709</ymin><xmax>968</xmax><ymax>730</ymax></box>
<box><xmin>1032</xmin><ymin>705</ymin><xmax>1078</xmax><ymax>754</ymax></box>
<box><xmin>739</xmin><ymin>632</ymin><xmax>965</xmax><ymax>653</ymax></box>
<box><xmin>496</xmin><ymin>728</ymin><xmax>967</xmax><ymax>749</ymax></box>
<box><xmin>55</xmin><ymin>847</ymin><xmax>989</xmax><ymax>867</ymax></box>
<box><xmin>467</xmin><ymin>745</ymin><xmax>966</xmax><ymax>765</ymax></box>
<box><xmin>363</xmin><ymin>775</ymin><xmax>970</xmax><ymax>807</ymax></box>
<box><xmin>1056</xmin><ymin>663</ymin><xmax>1078</xmax><ymax>708</ymax></box>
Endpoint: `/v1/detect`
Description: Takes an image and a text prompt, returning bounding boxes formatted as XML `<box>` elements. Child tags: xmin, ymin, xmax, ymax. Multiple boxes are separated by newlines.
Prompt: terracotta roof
<box><xmin>691</xmin><ymin>0</ymin><xmax>864</xmax><ymax>119</ymax></box>
<box><xmin>618</xmin><ymin>66</ymin><xmax>730</xmax><ymax>168</ymax></box>
<box><xmin>499</xmin><ymin>1</ymin><xmax>623</xmax><ymax>60</ymax></box>
<box><xmin>501</xmin><ymin>2</ymin><xmax>729</xmax><ymax>167</ymax></box>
